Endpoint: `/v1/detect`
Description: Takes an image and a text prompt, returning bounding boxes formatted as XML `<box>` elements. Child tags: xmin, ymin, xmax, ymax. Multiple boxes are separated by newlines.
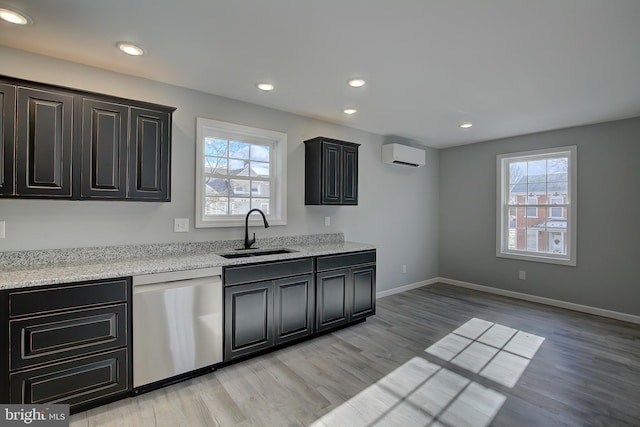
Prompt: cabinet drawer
<box><xmin>10</xmin><ymin>304</ymin><xmax>127</xmax><ymax>370</ymax></box>
<box><xmin>316</xmin><ymin>250</ymin><xmax>376</xmax><ymax>272</ymax></box>
<box><xmin>224</xmin><ymin>258</ymin><xmax>313</xmax><ymax>286</ymax></box>
<box><xmin>10</xmin><ymin>348</ymin><xmax>129</xmax><ymax>408</ymax></box>
<box><xmin>9</xmin><ymin>278</ymin><xmax>129</xmax><ymax>317</ymax></box>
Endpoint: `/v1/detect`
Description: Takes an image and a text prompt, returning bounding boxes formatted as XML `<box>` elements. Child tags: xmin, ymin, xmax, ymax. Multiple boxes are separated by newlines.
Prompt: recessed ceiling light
<box><xmin>343</xmin><ymin>109</ymin><xmax>357</xmax><ymax>115</ymax></box>
<box><xmin>117</xmin><ymin>42</ymin><xmax>144</xmax><ymax>56</ymax></box>
<box><xmin>459</xmin><ymin>122</ymin><xmax>473</xmax><ymax>129</ymax></box>
<box><xmin>347</xmin><ymin>79</ymin><xmax>366</xmax><ymax>88</ymax></box>
<box><xmin>0</xmin><ymin>7</ymin><xmax>32</xmax><ymax>25</ymax></box>
<box><xmin>257</xmin><ymin>83</ymin><xmax>275</xmax><ymax>91</ymax></box>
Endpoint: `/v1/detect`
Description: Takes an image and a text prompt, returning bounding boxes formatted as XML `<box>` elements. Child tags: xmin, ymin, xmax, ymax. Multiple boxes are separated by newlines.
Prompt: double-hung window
<box><xmin>195</xmin><ymin>118</ymin><xmax>287</xmax><ymax>228</ymax></box>
<box><xmin>497</xmin><ymin>146</ymin><xmax>577</xmax><ymax>265</ymax></box>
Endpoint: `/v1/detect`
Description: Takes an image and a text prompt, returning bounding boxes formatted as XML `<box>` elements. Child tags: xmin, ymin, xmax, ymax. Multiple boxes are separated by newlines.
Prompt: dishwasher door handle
<box><xmin>133</xmin><ymin>276</ymin><xmax>221</xmax><ymax>294</ymax></box>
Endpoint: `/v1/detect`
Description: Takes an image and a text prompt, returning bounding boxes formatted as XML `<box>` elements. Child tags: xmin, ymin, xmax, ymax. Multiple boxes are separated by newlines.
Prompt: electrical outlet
<box><xmin>324</xmin><ymin>216</ymin><xmax>331</xmax><ymax>227</ymax></box>
<box><xmin>0</xmin><ymin>221</ymin><xmax>5</xmax><ymax>239</ymax></box>
<box><xmin>174</xmin><ymin>218</ymin><xmax>189</xmax><ymax>233</ymax></box>
<box><xmin>519</xmin><ymin>270</ymin><xmax>526</xmax><ymax>280</ymax></box>
<box><xmin>402</xmin><ymin>264</ymin><xmax>407</xmax><ymax>273</ymax></box>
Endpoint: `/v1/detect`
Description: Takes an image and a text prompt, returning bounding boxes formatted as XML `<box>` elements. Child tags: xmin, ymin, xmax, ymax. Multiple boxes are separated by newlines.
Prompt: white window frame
<box><xmin>195</xmin><ymin>117</ymin><xmax>287</xmax><ymax>228</ymax></box>
<box><xmin>496</xmin><ymin>146</ymin><xmax>577</xmax><ymax>266</ymax></box>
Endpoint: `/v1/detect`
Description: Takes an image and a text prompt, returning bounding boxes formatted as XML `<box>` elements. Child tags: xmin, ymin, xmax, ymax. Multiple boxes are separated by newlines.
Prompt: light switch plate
<box><xmin>174</xmin><ymin>218</ymin><xmax>189</xmax><ymax>233</ymax></box>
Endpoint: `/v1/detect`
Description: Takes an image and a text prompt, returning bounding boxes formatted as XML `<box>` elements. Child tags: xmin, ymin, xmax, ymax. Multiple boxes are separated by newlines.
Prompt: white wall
<box><xmin>0</xmin><ymin>46</ymin><xmax>439</xmax><ymax>294</ymax></box>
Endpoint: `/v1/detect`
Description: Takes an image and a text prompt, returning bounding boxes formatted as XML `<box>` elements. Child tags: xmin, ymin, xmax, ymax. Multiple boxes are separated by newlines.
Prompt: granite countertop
<box><xmin>0</xmin><ymin>234</ymin><xmax>375</xmax><ymax>290</ymax></box>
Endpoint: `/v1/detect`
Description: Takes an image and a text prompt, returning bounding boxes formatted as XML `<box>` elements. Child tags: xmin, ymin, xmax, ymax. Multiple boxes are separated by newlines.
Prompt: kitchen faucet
<box><xmin>244</xmin><ymin>208</ymin><xmax>269</xmax><ymax>249</ymax></box>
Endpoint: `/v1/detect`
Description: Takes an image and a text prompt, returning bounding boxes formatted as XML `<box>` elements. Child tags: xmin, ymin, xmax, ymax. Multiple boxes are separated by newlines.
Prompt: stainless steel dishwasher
<box><xmin>132</xmin><ymin>267</ymin><xmax>223</xmax><ymax>389</ymax></box>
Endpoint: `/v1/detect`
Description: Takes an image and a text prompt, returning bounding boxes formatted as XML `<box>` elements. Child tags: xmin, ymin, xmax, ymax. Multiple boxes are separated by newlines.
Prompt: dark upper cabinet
<box><xmin>81</xmin><ymin>98</ymin><xmax>128</xmax><ymax>199</ymax></box>
<box><xmin>16</xmin><ymin>87</ymin><xmax>74</xmax><ymax>198</ymax></box>
<box><xmin>304</xmin><ymin>137</ymin><xmax>360</xmax><ymax>205</ymax></box>
<box><xmin>127</xmin><ymin>107</ymin><xmax>171</xmax><ymax>200</ymax></box>
<box><xmin>0</xmin><ymin>83</ymin><xmax>15</xmax><ymax>195</ymax></box>
<box><xmin>0</xmin><ymin>75</ymin><xmax>175</xmax><ymax>201</ymax></box>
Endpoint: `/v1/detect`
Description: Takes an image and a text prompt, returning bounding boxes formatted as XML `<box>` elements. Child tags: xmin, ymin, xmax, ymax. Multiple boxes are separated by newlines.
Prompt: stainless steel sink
<box><xmin>218</xmin><ymin>248</ymin><xmax>296</xmax><ymax>259</ymax></box>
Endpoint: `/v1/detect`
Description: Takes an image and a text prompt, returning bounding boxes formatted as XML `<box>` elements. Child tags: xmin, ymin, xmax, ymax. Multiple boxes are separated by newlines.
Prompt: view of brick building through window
<box><xmin>506</xmin><ymin>156</ymin><xmax>569</xmax><ymax>256</ymax></box>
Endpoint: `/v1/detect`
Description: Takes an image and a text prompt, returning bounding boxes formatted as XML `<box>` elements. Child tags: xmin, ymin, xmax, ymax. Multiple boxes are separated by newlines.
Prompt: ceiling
<box><xmin>1</xmin><ymin>0</ymin><xmax>639</xmax><ymax>148</ymax></box>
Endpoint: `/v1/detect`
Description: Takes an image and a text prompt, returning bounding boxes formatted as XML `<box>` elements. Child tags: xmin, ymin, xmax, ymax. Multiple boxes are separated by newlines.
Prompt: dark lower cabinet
<box><xmin>223</xmin><ymin>258</ymin><xmax>314</xmax><ymax>361</ymax></box>
<box><xmin>274</xmin><ymin>275</ymin><xmax>314</xmax><ymax>345</ymax></box>
<box><xmin>1</xmin><ymin>278</ymin><xmax>131</xmax><ymax>413</ymax></box>
<box><xmin>316</xmin><ymin>270</ymin><xmax>348</xmax><ymax>331</ymax></box>
<box><xmin>10</xmin><ymin>348</ymin><xmax>128</xmax><ymax>407</ymax></box>
<box><xmin>316</xmin><ymin>250</ymin><xmax>376</xmax><ymax>333</ymax></box>
<box><xmin>224</xmin><ymin>280</ymin><xmax>274</xmax><ymax>360</ymax></box>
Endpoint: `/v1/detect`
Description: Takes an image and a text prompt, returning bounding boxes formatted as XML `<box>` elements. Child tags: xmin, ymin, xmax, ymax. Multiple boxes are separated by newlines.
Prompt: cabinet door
<box><xmin>316</xmin><ymin>270</ymin><xmax>348</xmax><ymax>332</ymax></box>
<box><xmin>10</xmin><ymin>348</ymin><xmax>129</xmax><ymax>410</ymax></box>
<box><xmin>10</xmin><ymin>304</ymin><xmax>127</xmax><ymax>370</ymax></box>
<box><xmin>341</xmin><ymin>144</ymin><xmax>358</xmax><ymax>204</ymax></box>
<box><xmin>349</xmin><ymin>265</ymin><xmax>376</xmax><ymax>322</ymax></box>
<box><xmin>274</xmin><ymin>275</ymin><xmax>314</xmax><ymax>345</ymax></box>
<box><xmin>128</xmin><ymin>107</ymin><xmax>170</xmax><ymax>200</ymax></box>
<box><xmin>16</xmin><ymin>87</ymin><xmax>73</xmax><ymax>197</ymax></box>
<box><xmin>80</xmin><ymin>99</ymin><xmax>128</xmax><ymax>198</ymax></box>
<box><xmin>225</xmin><ymin>281</ymin><xmax>273</xmax><ymax>360</ymax></box>
<box><xmin>0</xmin><ymin>83</ymin><xmax>16</xmax><ymax>195</ymax></box>
<box><xmin>321</xmin><ymin>141</ymin><xmax>342</xmax><ymax>204</ymax></box>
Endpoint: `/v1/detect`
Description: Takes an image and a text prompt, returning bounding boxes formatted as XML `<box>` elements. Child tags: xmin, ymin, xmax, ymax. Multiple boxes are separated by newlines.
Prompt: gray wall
<box><xmin>439</xmin><ymin>117</ymin><xmax>640</xmax><ymax>316</ymax></box>
<box><xmin>0</xmin><ymin>47</ymin><xmax>439</xmax><ymax>294</ymax></box>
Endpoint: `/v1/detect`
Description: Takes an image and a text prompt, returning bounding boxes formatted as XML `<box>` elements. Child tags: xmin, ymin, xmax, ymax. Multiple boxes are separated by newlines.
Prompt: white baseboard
<box><xmin>376</xmin><ymin>278</ymin><xmax>440</xmax><ymax>299</ymax></box>
<box><xmin>437</xmin><ymin>277</ymin><xmax>640</xmax><ymax>325</ymax></box>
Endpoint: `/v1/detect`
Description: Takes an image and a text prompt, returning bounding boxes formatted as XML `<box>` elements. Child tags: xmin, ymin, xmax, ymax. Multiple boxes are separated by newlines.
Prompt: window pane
<box><xmin>229</xmin><ymin>141</ymin><xmax>250</xmax><ymax>159</ymax></box>
<box><xmin>250</xmin><ymin>161</ymin><xmax>270</xmax><ymax>178</ymax></box>
<box><xmin>527</xmin><ymin>160</ymin><xmax>546</xmax><ymax>182</ymax></box>
<box><xmin>229</xmin><ymin>198</ymin><xmax>250</xmax><ymax>214</ymax></box>
<box><xmin>251</xmin><ymin>198</ymin><xmax>270</xmax><ymax>214</ymax></box>
<box><xmin>547</xmin><ymin>181</ymin><xmax>567</xmax><ymax>196</ymax></box>
<box><xmin>547</xmin><ymin>158</ymin><xmax>568</xmax><ymax>181</ymax></box>
<box><xmin>205</xmin><ymin>196</ymin><xmax>228</xmax><ymax>215</ymax></box>
<box><xmin>251</xmin><ymin>180</ymin><xmax>270</xmax><ymax>197</ymax></box>
<box><xmin>548</xmin><ymin>231</ymin><xmax>566</xmax><ymax>254</ymax></box>
<box><xmin>526</xmin><ymin>230</ymin><xmax>539</xmax><ymax>251</ymax></box>
<box><xmin>205</xmin><ymin>156</ymin><xmax>228</xmax><ymax>175</ymax></box>
<box><xmin>205</xmin><ymin>138</ymin><xmax>228</xmax><ymax>157</ymax></box>
<box><xmin>509</xmin><ymin>162</ymin><xmax>526</xmax><ymax>184</ymax></box>
<box><xmin>228</xmin><ymin>158</ymin><xmax>248</xmax><ymax>175</ymax></box>
<box><xmin>229</xmin><ymin>179</ymin><xmax>250</xmax><ymax>196</ymax></box>
<box><xmin>250</xmin><ymin>144</ymin><xmax>270</xmax><ymax>161</ymax></box>
<box><xmin>205</xmin><ymin>178</ymin><xmax>229</xmax><ymax>196</ymax></box>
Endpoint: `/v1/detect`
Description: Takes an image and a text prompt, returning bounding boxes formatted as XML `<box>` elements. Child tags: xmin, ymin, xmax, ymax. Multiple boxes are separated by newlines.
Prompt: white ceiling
<box><xmin>1</xmin><ymin>0</ymin><xmax>639</xmax><ymax>148</ymax></box>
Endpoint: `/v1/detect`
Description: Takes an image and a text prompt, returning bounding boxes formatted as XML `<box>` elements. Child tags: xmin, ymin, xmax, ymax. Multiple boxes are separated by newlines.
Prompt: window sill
<box><xmin>497</xmin><ymin>251</ymin><xmax>576</xmax><ymax>266</ymax></box>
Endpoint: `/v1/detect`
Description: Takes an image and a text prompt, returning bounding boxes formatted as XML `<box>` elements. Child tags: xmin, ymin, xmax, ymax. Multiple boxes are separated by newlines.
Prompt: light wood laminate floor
<box><xmin>70</xmin><ymin>283</ymin><xmax>640</xmax><ymax>427</ymax></box>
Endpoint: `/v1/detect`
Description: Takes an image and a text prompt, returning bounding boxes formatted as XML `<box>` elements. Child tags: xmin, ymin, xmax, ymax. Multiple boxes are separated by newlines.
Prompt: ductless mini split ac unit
<box><xmin>381</xmin><ymin>143</ymin><xmax>426</xmax><ymax>167</ymax></box>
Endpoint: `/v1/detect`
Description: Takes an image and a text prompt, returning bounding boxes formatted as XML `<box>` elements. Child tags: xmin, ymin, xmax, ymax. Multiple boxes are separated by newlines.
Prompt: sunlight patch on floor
<box><xmin>426</xmin><ymin>318</ymin><xmax>545</xmax><ymax>388</ymax></box>
<box><xmin>312</xmin><ymin>318</ymin><xmax>545</xmax><ymax>427</ymax></box>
